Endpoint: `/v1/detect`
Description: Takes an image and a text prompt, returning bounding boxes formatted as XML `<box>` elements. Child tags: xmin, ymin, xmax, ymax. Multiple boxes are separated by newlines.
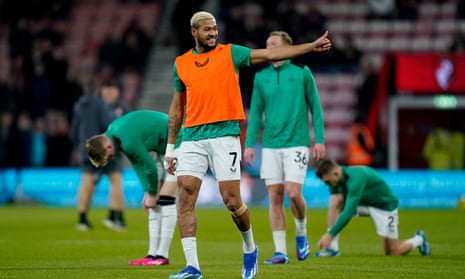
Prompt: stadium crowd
<box><xmin>0</xmin><ymin>0</ymin><xmax>156</xmax><ymax>167</ymax></box>
<box><xmin>1</xmin><ymin>0</ymin><xmax>464</xmax><ymax>168</ymax></box>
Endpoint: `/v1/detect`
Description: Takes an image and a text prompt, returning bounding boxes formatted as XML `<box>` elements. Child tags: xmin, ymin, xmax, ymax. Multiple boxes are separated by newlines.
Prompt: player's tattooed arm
<box><xmin>167</xmin><ymin>92</ymin><xmax>186</xmax><ymax>144</ymax></box>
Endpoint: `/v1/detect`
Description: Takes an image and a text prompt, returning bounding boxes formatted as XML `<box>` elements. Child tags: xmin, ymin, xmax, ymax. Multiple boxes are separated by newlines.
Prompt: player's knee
<box><xmin>286</xmin><ymin>191</ymin><xmax>302</xmax><ymax>203</ymax></box>
<box><xmin>268</xmin><ymin>193</ymin><xmax>284</xmax><ymax>205</ymax></box>
<box><xmin>230</xmin><ymin>203</ymin><xmax>248</xmax><ymax>218</ymax></box>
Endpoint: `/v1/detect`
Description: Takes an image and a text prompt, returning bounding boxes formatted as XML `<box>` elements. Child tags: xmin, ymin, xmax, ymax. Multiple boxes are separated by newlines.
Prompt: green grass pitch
<box><xmin>1</xmin><ymin>206</ymin><xmax>464</xmax><ymax>279</ymax></box>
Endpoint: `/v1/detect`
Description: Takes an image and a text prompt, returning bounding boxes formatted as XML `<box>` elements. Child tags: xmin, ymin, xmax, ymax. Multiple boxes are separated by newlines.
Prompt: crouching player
<box><xmin>314</xmin><ymin>158</ymin><xmax>431</xmax><ymax>257</ymax></box>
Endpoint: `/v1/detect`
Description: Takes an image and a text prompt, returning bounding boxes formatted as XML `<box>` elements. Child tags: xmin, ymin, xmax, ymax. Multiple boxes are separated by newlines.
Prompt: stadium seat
<box><xmin>440</xmin><ymin>2</ymin><xmax>457</xmax><ymax>19</ymax></box>
<box><xmin>435</xmin><ymin>20</ymin><xmax>458</xmax><ymax>36</ymax></box>
<box><xmin>411</xmin><ymin>36</ymin><xmax>434</xmax><ymax>51</ymax></box>
<box><xmin>388</xmin><ymin>36</ymin><xmax>410</xmax><ymax>52</ymax></box>
<box><xmin>369</xmin><ymin>21</ymin><xmax>392</xmax><ymax>37</ymax></box>
<box><xmin>433</xmin><ymin>35</ymin><xmax>453</xmax><ymax>51</ymax></box>
<box><xmin>419</xmin><ymin>3</ymin><xmax>440</xmax><ymax>20</ymax></box>
<box><xmin>392</xmin><ymin>21</ymin><xmax>414</xmax><ymax>37</ymax></box>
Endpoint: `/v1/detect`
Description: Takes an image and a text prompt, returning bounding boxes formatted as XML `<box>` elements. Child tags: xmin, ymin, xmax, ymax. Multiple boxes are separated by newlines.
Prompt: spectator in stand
<box><xmin>0</xmin><ymin>73</ymin><xmax>17</xmax><ymax>115</ymax></box>
<box><xmin>45</xmin><ymin>110</ymin><xmax>73</xmax><ymax>166</ymax></box>
<box><xmin>118</xmin><ymin>18</ymin><xmax>152</xmax><ymax>75</ymax></box>
<box><xmin>31</xmin><ymin>117</ymin><xmax>47</xmax><ymax>167</ymax></box>
<box><xmin>100</xmin><ymin>81</ymin><xmax>131</xmax><ymax>119</ymax></box>
<box><xmin>0</xmin><ymin>112</ymin><xmax>15</xmax><ymax>167</ymax></box>
<box><xmin>22</xmin><ymin>28</ymin><xmax>82</xmax><ymax>122</ymax></box>
<box><xmin>35</xmin><ymin>16</ymin><xmax>64</xmax><ymax>48</ymax></box>
<box><xmin>47</xmin><ymin>44</ymin><xmax>83</xmax><ymax>118</ymax></box>
<box><xmin>347</xmin><ymin>117</ymin><xmax>375</xmax><ymax>166</ymax></box>
<box><xmin>14</xmin><ymin>111</ymin><xmax>33</xmax><ymax>167</ymax></box>
<box><xmin>97</xmin><ymin>33</ymin><xmax>121</xmax><ymax>76</ymax></box>
<box><xmin>333</xmin><ymin>35</ymin><xmax>363</xmax><ymax>73</ymax></box>
<box><xmin>25</xmin><ymin>59</ymin><xmax>53</xmax><ymax>120</ymax></box>
<box><xmin>422</xmin><ymin>121</ymin><xmax>451</xmax><ymax>170</ymax></box>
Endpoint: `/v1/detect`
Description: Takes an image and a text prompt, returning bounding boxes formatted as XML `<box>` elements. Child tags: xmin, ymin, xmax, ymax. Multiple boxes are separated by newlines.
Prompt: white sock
<box><xmin>294</xmin><ymin>217</ymin><xmax>307</xmax><ymax>236</ymax></box>
<box><xmin>330</xmin><ymin>234</ymin><xmax>339</xmax><ymax>251</ymax></box>
<box><xmin>181</xmin><ymin>237</ymin><xmax>200</xmax><ymax>270</ymax></box>
<box><xmin>148</xmin><ymin>206</ymin><xmax>162</xmax><ymax>256</ymax></box>
<box><xmin>405</xmin><ymin>234</ymin><xmax>423</xmax><ymax>249</ymax></box>
<box><xmin>156</xmin><ymin>204</ymin><xmax>177</xmax><ymax>258</ymax></box>
<box><xmin>240</xmin><ymin>227</ymin><xmax>256</xmax><ymax>253</ymax></box>
<box><xmin>272</xmin><ymin>230</ymin><xmax>287</xmax><ymax>255</ymax></box>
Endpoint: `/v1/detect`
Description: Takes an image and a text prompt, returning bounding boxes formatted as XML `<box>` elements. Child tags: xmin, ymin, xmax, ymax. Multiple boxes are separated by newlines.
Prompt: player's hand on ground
<box><xmin>312</xmin><ymin>31</ymin><xmax>331</xmax><ymax>52</ymax></box>
<box><xmin>243</xmin><ymin>148</ymin><xmax>255</xmax><ymax>166</ymax></box>
<box><xmin>164</xmin><ymin>156</ymin><xmax>177</xmax><ymax>175</ymax></box>
<box><xmin>142</xmin><ymin>192</ymin><xmax>158</xmax><ymax>213</ymax></box>
<box><xmin>312</xmin><ymin>144</ymin><xmax>326</xmax><ymax>162</ymax></box>
<box><xmin>318</xmin><ymin>233</ymin><xmax>333</xmax><ymax>250</ymax></box>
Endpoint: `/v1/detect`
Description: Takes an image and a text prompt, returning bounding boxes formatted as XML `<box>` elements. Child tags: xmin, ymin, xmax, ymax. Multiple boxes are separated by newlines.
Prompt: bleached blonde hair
<box><xmin>190</xmin><ymin>11</ymin><xmax>216</xmax><ymax>28</ymax></box>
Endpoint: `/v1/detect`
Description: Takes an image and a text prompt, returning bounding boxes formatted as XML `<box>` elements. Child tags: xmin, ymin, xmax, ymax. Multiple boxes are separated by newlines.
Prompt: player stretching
<box><xmin>314</xmin><ymin>158</ymin><xmax>431</xmax><ymax>257</ymax></box>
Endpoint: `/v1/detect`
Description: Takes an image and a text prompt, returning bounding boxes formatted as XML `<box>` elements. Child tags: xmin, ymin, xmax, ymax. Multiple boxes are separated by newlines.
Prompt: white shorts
<box><xmin>176</xmin><ymin>136</ymin><xmax>242</xmax><ymax>181</ymax></box>
<box><xmin>164</xmin><ymin>172</ymin><xmax>177</xmax><ymax>182</ymax></box>
<box><xmin>261</xmin><ymin>147</ymin><xmax>309</xmax><ymax>185</ymax></box>
<box><xmin>359</xmin><ymin>206</ymin><xmax>399</xmax><ymax>239</ymax></box>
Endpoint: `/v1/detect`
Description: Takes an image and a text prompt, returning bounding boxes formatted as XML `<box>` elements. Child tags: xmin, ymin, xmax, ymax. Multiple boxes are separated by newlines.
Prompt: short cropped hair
<box><xmin>86</xmin><ymin>134</ymin><xmax>108</xmax><ymax>167</ymax></box>
<box><xmin>316</xmin><ymin>158</ymin><xmax>339</xmax><ymax>178</ymax></box>
<box><xmin>269</xmin><ymin>31</ymin><xmax>293</xmax><ymax>45</ymax></box>
<box><xmin>99</xmin><ymin>80</ymin><xmax>120</xmax><ymax>92</ymax></box>
<box><xmin>190</xmin><ymin>11</ymin><xmax>215</xmax><ymax>28</ymax></box>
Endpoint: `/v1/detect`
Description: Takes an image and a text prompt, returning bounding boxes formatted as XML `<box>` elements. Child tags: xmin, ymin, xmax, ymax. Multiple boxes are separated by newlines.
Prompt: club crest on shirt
<box><xmin>195</xmin><ymin>58</ymin><xmax>210</xmax><ymax>68</ymax></box>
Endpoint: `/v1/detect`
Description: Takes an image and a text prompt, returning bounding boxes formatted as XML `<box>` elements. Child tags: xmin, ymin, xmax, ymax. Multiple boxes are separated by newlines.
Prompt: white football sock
<box><xmin>294</xmin><ymin>217</ymin><xmax>307</xmax><ymax>236</ymax></box>
<box><xmin>182</xmin><ymin>237</ymin><xmax>200</xmax><ymax>269</ymax></box>
<box><xmin>240</xmin><ymin>227</ymin><xmax>256</xmax><ymax>253</ymax></box>
<box><xmin>156</xmin><ymin>204</ymin><xmax>177</xmax><ymax>258</ymax></box>
<box><xmin>272</xmin><ymin>230</ymin><xmax>287</xmax><ymax>255</ymax></box>
<box><xmin>148</xmin><ymin>206</ymin><xmax>162</xmax><ymax>256</ymax></box>
<box><xmin>406</xmin><ymin>234</ymin><xmax>423</xmax><ymax>249</ymax></box>
<box><xmin>330</xmin><ymin>234</ymin><xmax>339</xmax><ymax>251</ymax></box>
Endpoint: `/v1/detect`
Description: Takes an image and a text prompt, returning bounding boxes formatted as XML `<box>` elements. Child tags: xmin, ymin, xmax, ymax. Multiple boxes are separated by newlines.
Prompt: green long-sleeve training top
<box><xmin>104</xmin><ymin>110</ymin><xmax>169</xmax><ymax>195</ymax></box>
<box><xmin>328</xmin><ymin>166</ymin><xmax>399</xmax><ymax>237</ymax></box>
<box><xmin>245</xmin><ymin>60</ymin><xmax>325</xmax><ymax>149</ymax></box>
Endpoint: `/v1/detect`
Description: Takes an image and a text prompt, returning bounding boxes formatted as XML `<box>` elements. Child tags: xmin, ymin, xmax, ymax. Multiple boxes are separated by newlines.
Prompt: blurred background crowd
<box><xmin>0</xmin><ymin>0</ymin><xmax>464</xmax><ymax>170</ymax></box>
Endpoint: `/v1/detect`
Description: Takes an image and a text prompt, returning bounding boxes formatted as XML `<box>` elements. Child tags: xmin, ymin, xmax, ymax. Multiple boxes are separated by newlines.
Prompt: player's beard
<box><xmin>198</xmin><ymin>36</ymin><xmax>217</xmax><ymax>52</ymax></box>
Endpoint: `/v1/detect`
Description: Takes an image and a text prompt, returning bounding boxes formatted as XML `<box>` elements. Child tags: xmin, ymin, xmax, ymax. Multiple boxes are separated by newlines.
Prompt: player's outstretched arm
<box><xmin>311</xmin><ymin>31</ymin><xmax>331</xmax><ymax>52</ymax></box>
<box><xmin>250</xmin><ymin>31</ymin><xmax>331</xmax><ymax>65</ymax></box>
